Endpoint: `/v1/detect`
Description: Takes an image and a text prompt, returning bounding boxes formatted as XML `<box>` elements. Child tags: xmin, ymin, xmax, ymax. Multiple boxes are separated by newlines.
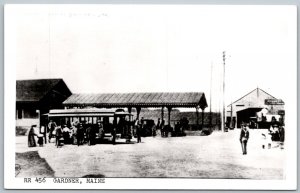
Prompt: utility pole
<box><xmin>209</xmin><ymin>62</ymin><xmax>213</xmax><ymax>130</ymax></box>
<box><xmin>230</xmin><ymin>101</ymin><xmax>233</xmax><ymax>128</ymax></box>
<box><xmin>221</xmin><ymin>51</ymin><xmax>226</xmax><ymax>132</ymax></box>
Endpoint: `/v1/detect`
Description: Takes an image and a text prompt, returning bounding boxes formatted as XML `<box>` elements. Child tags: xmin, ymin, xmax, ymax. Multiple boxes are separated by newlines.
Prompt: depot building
<box><xmin>226</xmin><ymin>88</ymin><xmax>285</xmax><ymax>128</ymax></box>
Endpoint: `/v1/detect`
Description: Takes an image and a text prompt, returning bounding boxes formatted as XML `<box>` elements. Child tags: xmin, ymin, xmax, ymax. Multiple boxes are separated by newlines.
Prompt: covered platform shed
<box><xmin>63</xmin><ymin>92</ymin><xmax>208</xmax><ymax>128</ymax></box>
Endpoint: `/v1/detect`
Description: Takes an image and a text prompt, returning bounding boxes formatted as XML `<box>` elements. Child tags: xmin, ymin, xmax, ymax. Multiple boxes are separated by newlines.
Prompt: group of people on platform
<box><xmin>134</xmin><ymin>117</ymin><xmax>158</xmax><ymax>143</ymax></box>
<box><xmin>28</xmin><ymin>112</ymin><xmax>199</xmax><ymax>149</ymax></box>
<box><xmin>262</xmin><ymin>117</ymin><xmax>285</xmax><ymax>150</ymax></box>
<box><xmin>28</xmin><ymin>120</ymin><xmax>107</xmax><ymax>148</ymax></box>
<box><xmin>28</xmin><ymin>115</ymin><xmax>190</xmax><ymax>147</ymax></box>
<box><xmin>239</xmin><ymin>117</ymin><xmax>285</xmax><ymax>155</ymax></box>
<box><xmin>48</xmin><ymin>120</ymin><xmax>106</xmax><ymax>147</ymax></box>
<box><xmin>133</xmin><ymin>117</ymin><xmax>187</xmax><ymax>140</ymax></box>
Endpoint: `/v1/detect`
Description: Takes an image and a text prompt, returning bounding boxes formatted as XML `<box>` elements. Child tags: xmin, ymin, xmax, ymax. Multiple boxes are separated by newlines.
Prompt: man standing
<box><xmin>112</xmin><ymin>127</ymin><xmax>117</xmax><ymax>145</ymax></box>
<box><xmin>136</xmin><ymin>119</ymin><xmax>142</xmax><ymax>143</ymax></box>
<box><xmin>86</xmin><ymin>125</ymin><xmax>92</xmax><ymax>146</ymax></box>
<box><xmin>48</xmin><ymin>120</ymin><xmax>57</xmax><ymax>143</ymax></box>
<box><xmin>240</xmin><ymin>124</ymin><xmax>250</xmax><ymax>155</ymax></box>
<box><xmin>97</xmin><ymin>120</ymin><xmax>104</xmax><ymax>142</ymax></box>
<box><xmin>279</xmin><ymin>125</ymin><xmax>285</xmax><ymax>149</ymax></box>
<box><xmin>55</xmin><ymin>126</ymin><xmax>63</xmax><ymax>147</ymax></box>
<box><xmin>160</xmin><ymin>119</ymin><xmax>165</xmax><ymax>137</ymax></box>
<box><xmin>77</xmin><ymin>123</ymin><xmax>84</xmax><ymax>146</ymax></box>
<box><xmin>156</xmin><ymin>118</ymin><xmax>161</xmax><ymax>136</ymax></box>
<box><xmin>71</xmin><ymin>123</ymin><xmax>78</xmax><ymax>145</ymax></box>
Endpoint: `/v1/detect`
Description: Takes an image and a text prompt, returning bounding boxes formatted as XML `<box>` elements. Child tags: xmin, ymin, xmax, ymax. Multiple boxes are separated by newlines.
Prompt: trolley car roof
<box><xmin>48</xmin><ymin>108</ymin><xmax>132</xmax><ymax>117</ymax></box>
<box><xmin>63</xmin><ymin>92</ymin><xmax>208</xmax><ymax>109</ymax></box>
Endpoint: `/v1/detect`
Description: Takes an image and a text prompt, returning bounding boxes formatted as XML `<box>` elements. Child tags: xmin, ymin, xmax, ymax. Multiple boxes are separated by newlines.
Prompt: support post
<box><xmin>167</xmin><ymin>107</ymin><xmax>172</xmax><ymax>126</ymax></box>
<box><xmin>127</xmin><ymin>106</ymin><xmax>133</xmax><ymax>137</ymax></box>
<box><xmin>136</xmin><ymin>107</ymin><xmax>141</xmax><ymax>120</ymax></box>
<box><xmin>196</xmin><ymin>106</ymin><xmax>199</xmax><ymax>127</ymax></box>
<box><xmin>161</xmin><ymin>106</ymin><xmax>164</xmax><ymax>122</ymax></box>
<box><xmin>128</xmin><ymin>107</ymin><xmax>132</xmax><ymax>121</ymax></box>
<box><xmin>201</xmin><ymin>108</ymin><xmax>205</xmax><ymax>130</ymax></box>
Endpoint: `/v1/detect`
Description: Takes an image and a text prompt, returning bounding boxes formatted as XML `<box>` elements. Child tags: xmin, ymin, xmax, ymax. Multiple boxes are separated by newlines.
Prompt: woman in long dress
<box><xmin>28</xmin><ymin>125</ymin><xmax>37</xmax><ymax>147</ymax></box>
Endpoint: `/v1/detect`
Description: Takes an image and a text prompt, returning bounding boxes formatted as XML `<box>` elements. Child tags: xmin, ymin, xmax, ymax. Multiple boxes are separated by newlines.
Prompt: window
<box><xmin>24</xmin><ymin>109</ymin><xmax>38</xmax><ymax>118</ymax></box>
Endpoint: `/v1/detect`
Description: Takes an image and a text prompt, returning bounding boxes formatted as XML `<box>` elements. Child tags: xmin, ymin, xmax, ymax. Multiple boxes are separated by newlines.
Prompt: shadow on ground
<box><xmin>15</xmin><ymin>151</ymin><xmax>55</xmax><ymax>178</ymax></box>
<box><xmin>82</xmin><ymin>174</ymin><xmax>105</xmax><ymax>178</ymax></box>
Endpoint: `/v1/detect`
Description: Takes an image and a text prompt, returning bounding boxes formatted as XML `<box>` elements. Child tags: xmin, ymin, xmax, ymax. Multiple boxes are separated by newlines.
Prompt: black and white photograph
<box><xmin>4</xmin><ymin>4</ymin><xmax>297</xmax><ymax>189</ymax></box>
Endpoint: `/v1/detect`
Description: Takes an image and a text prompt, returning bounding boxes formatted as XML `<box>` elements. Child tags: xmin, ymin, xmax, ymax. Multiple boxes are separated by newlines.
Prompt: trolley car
<box><xmin>43</xmin><ymin>108</ymin><xmax>133</xmax><ymax>144</ymax></box>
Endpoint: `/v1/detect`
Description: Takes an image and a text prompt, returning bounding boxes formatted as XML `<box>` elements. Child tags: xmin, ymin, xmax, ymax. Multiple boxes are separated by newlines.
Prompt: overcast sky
<box><xmin>6</xmin><ymin>5</ymin><xmax>296</xmax><ymax>111</ymax></box>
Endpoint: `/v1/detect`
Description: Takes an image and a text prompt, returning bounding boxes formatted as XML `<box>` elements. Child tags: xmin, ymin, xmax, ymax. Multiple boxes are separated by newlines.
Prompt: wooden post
<box><xmin>161</xmin><ymin>106</ymin><xmax>164</xmax><ymax>122</ymax></box>
<box><xmin>127</xmin><ymin>106</ymin><xmax>132</xmax><ymax>137</ymax></box>
<box><xmin>128</xmin><ymin>107</ymin><xmax>132</xmax><ymax>121</ymax></box>
<box><xmin>196</xmin><ymin>106</ymin><xmax>199</xmax><ymax>127</ymax></box>
<box><xmin>167</xmin><ymin>107</ymin><xmax>172</xmax><ymax>125</ymax></box>
<box><xmin>202</xmin><ymin>108</ymin><xmax>205</xmax><ymax>130</ymax></box>
<box><xmin>136</xmin><ymin>107</ymin><xmax>141</xmax><ymax>120</ymax></box>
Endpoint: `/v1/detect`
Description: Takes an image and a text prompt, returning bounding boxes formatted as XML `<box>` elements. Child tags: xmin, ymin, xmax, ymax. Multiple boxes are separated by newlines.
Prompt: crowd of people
<box><xmin>239</xmin><ymin>117</ymin><xmax>285</xmax><ymax>155</ymax></box>
<box><xmin>262</xmin><ymin>117</ymin><xmax>285</xmax><ymax>150</ymax></box>
<box><xmin>45</xmin><ymin>117</ymin><xmax>160</xmax><ymax>146</ymax></box>
<box><xmin>48</xmin><ymin>120</ymin><xmax>106</xmax><ymax>147</ymax></box>
<box><xmin>28</xmin><ymin>116</ymin><xmax>191</xmax><ymax>147</ymax></box>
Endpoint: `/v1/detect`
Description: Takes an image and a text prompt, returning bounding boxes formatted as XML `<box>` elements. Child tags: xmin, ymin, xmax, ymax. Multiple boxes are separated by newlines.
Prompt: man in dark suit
<box><xmin>77</xmin><ymin>123</ymin><xmax>84</xmax><ymax>146</ymax></box>
<box><xmin>240</xmin><ymin>124</ymin><xmax>250</xmax><ymax>155</ymax></box>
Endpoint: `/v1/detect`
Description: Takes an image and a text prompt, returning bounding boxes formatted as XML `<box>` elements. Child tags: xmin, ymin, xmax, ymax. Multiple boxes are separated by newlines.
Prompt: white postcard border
<box><xmin>4</xmin><ymin>4</ymin><xmax>298</xmax><ymax>190</ymax></box>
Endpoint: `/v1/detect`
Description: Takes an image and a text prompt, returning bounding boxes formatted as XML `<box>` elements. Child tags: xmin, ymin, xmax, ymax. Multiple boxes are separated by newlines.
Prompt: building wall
<box><xmin>226</xmin><ymin>88</ymin><xmax>284</xmax><ymax>128</ymax></box>
<box><xmin>226</xmin><ymin>89</ymin><xmax>276</xmax><ymax>118</ymax></box>
<box><xmin>16</xmin><ymin>108</ymin><xmax>40</xmax><ymax>128</ymax></box>
<box><xmin>16</xmin><ymin>79</ymin><xmax>72</xmax><ymax>129</ymax></box>
<box><xmin>16</xmin><ymin>118</ymin><xmax>39</xmax><ymax>128</ymax></box>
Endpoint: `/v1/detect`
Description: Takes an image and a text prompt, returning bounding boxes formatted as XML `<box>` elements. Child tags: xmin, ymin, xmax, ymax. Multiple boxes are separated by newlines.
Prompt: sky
<box><xmin>6</xmin><ymin>5</ymin><xmax>297</xmax><ymax>111</ymax></box>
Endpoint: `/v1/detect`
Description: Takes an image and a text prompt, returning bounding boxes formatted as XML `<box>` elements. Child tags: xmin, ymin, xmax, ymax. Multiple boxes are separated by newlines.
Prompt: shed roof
<box><xmin>227</xmin><ymin>88</ymin><xmax>278</xmax><ymax>107</ymax></box>
<box><xmin>63</xmin><ymin>92</ymin><xmax>207</xmax><ymax>109</ymax></box>
<box><xmin>16</xmin><ymin>79</ymin><xmax>70</xmax><ymax>102</ymax></box>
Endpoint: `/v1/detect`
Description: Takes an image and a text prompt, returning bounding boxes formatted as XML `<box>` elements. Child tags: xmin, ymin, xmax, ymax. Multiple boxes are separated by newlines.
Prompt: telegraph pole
<box><xmin>221</xmin><ymin>51</ymin><xmax>226</xmax><ymax>132</ymax></box>
<box><xmin>209</xmin><ymin>62</ymin><xmax>213</xmax><ymax>130</ymax></box>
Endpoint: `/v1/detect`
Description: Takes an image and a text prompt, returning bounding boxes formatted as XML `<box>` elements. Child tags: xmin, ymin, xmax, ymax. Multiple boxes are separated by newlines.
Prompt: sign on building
<box><xmin>265</xmin><ymin>99</ymin><xmax>285</xmax><ymax>105</ymax></box>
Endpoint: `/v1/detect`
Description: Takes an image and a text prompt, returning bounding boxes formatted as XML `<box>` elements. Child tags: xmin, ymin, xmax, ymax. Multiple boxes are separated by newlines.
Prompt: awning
<box><xmin>63</xmin><ymin>92</ymin><xmax>208</xmax><ymax>109</ymax></box>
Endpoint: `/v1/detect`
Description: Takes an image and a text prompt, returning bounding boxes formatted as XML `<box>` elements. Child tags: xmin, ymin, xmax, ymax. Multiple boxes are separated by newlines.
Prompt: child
<box><xmin>37</xmin><ymin>134</ymin><xmax>44</xmax><ymax>147</ymax></box>
<box><xmin>266</xmin><ymin>130</ymin><xmax>272</xmax><ymax>149</ymax></box>
<box><xmin>261</xmin><ymin>132</ymin><xmax>266</xmax><ymax>149</ymax></box>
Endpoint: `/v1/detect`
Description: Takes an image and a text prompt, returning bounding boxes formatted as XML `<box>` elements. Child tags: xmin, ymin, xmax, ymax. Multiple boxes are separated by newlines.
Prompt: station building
<box><xmin>226</xmin><ymin>88</ymin><xmax>285</xmax><ymax>128</ymax></box>
<box><xmin>16</xmin><ymin>79</ymin><xmax>72</xmax><ymax>129</ymax></box>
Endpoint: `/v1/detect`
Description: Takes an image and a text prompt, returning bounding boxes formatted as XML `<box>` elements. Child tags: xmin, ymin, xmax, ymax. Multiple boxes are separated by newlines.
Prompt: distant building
<box><xmin>16</xmin><ymin>79</ymin><xmax>72</xmax><ymax>129</ymax></box>
<box><xmin>226</xmin><ymin>88</ymin><xmax>284</xmax><ymax>128</ymax></box>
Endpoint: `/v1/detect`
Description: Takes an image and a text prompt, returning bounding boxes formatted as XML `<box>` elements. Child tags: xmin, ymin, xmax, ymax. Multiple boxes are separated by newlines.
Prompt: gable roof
<box><xmin>63</xmin><ymin>92</ymin><xmax>208</xmax><ymax>108</ymax></box>
<box><xmin>16</xmin><ymin>79</ymin><xmax>69</xmax><ymax>102</ymax></box>
<box><xmin>227</xmin><ymin>88</ymin><xmax>277</xmax><ymax>107</ymax></box>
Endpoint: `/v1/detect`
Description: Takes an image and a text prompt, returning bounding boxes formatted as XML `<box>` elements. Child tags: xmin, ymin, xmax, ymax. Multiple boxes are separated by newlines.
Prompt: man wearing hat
<box><xmin>97</xmin><ymin>120</ymin><xmax>104</xmax><ymax>142</ymax></box>
<box><xmin>77</xmin><ymin>123</ymin><xmax>84</xmax><ymax>146</ymax></box>
<box><xmin>240</xmin><ymin>123</ymin><xmax>250</xmax><ymax>155</ymax></box>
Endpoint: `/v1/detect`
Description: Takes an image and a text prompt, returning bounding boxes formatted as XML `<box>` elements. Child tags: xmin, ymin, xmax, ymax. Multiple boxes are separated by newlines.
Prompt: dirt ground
<box><xmin>15</xmin><ymin>129</ymin><xmax>285</xmax><ymax>179</ymax></box>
